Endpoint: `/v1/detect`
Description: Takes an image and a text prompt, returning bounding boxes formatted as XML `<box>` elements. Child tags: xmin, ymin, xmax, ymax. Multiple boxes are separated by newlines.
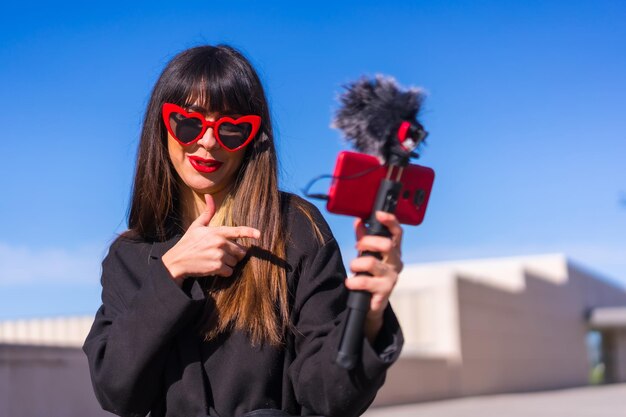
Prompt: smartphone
<box><xmin>326</xmin><ymin>151</ymin><xmax>435</xmax><ymax>225</ymax></box>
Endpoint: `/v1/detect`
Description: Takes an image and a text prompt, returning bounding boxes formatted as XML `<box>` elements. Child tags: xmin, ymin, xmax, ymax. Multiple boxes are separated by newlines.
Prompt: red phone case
<box><xmin>326</xmin><ymin>151</ymin><xmax>435</xmax><ymax>225</ymax></box>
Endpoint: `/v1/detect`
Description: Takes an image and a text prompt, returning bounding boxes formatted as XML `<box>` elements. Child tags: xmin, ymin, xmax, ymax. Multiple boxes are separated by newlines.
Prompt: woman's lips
<box><xmin>188</xmin><ymin>156</ymin><xmax>223</xmax><ymax>173</ymax></box>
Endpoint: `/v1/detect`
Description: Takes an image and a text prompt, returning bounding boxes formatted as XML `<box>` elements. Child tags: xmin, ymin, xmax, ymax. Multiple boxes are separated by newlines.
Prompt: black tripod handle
<box><xmin>336</xmin><ymin>179</ymin><xmax>402</xmax><ymax>369</ymax></box>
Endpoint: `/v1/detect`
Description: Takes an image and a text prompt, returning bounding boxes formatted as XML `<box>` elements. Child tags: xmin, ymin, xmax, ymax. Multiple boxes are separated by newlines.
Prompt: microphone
<box><xmin>333</xmin><ymin>75</ymin><xmax>427</xmax><ymax>369</ymax></box>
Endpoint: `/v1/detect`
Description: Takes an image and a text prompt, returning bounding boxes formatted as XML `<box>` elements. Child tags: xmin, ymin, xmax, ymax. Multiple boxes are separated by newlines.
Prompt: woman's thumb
<box><xmin>191</xmin><ymin>193</ymin><xmax>216</xmax><ymax>227</ymax></box>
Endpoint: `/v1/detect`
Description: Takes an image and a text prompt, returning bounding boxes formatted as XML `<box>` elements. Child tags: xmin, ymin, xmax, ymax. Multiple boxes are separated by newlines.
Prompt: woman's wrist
<box><xmin>364</xmin><ymin>314</ymin><xmax>384</xmax><ymax>345</ymax></box>
<box><xmin>162</xmin><ymin>250</ymin><xmax>185</xmax><ymax>285</ymax></box>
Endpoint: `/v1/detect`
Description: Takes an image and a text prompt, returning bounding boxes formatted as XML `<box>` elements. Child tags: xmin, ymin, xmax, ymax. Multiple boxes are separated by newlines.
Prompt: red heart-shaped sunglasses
<box><xmin>162</xmin><ymin>103</ymin><xmax>261</xmax><ymax>152</ymax></box>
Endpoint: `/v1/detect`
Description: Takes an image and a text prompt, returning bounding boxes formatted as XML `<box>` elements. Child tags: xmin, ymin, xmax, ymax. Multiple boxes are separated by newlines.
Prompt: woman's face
<box><xmin>167</xmin><ymin>102</ymin><xmax>247</xmax><ymax>197</ymax></box>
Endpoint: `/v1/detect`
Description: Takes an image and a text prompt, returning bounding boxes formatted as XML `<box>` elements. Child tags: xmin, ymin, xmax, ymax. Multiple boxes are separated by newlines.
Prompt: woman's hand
<box><xmin>344</xmin><ymin>211</ymin><xmax>403</xmax><ymax>343</ymax></box>
<box><xmin>161</xmin><ymin>194</ymin><xmax>261</xmax><ymax>287</ymax></box>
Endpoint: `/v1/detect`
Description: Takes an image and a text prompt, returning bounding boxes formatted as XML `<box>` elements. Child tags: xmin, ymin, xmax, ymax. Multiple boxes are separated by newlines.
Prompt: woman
<box><xmin>83</xmin><ymin>44</ymin><xmax>404</xmax><ymax>417</ymax></box>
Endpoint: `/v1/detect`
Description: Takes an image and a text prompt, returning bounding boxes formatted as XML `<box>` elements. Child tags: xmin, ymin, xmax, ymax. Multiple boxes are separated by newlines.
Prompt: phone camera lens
<box><xmin>414</xmin><ymin>189</ymin><xmax>425</xmax><ymax>206</ymax></box>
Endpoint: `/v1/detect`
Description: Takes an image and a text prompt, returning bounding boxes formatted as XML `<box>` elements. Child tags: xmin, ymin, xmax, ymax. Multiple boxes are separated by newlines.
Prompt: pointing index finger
<box><xmin>215</xmin><ymin>226</ymin><xmax>261</xmax><ymax>240</ymax></box>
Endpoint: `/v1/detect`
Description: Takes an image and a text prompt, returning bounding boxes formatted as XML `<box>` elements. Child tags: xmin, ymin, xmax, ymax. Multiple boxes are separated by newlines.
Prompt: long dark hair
<box><xmin>125</xmin><ymin>45</ymin><xmax>290</xmax><ymax>346</ymax></box>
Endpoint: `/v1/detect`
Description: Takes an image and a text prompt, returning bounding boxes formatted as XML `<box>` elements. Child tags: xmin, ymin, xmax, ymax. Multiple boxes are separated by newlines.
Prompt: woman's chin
<box><xmin>182</xmin><ymin>176</ymin><xmax>230</xmax><ymax>196</ymax></box>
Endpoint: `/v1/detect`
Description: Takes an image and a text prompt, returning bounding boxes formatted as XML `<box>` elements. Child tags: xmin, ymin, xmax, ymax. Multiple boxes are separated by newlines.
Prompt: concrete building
<box><xmin>0</xmin><ymin>317</ymin><xmax>108</xmax><ymax>417</ymax></box>
<box><xmin>374</xmin><ymin>253</ymin><xmax>626</xmax><ymax>406</ymax></box>
<box><xmin>1</xmin><ymin>254</ymin><xmax>626</xmax><ymax>416</ymax></box>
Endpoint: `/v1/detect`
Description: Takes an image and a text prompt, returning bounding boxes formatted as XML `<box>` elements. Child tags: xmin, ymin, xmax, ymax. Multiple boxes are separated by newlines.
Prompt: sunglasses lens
<box><xmin>218</xmin><ymin>122</ymin><xmax>253</xmax><ymax>150</ymax></box>
<box><xmin>169</xmin><ymin>112</ymin><xmax>203</xmax><ymax>144</ymax></box>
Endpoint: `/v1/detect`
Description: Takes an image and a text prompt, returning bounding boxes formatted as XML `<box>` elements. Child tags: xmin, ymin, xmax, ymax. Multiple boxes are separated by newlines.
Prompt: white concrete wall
<box><xmin>391</xmin><ymin>268</ymin><xmax>461</xmax><ymax>360</ymax></box>
<box><xmin>387</xmin><ymin>255</ymin><xmax>626</xmax><ymax>403</ymax></box>
<box><xmin>373</xmin><ymin>357</ymin><xmax>460</xmax><ymax>406</ymax></box>
<box><xmin>456</xmin><ymin>272</ymin><xmax>590</xmax><ymax>395</ymax></box>
<box><xmin>0</xmin><ymin>345</ymin><xmax>110</xmax><ymax>417</ymax></box>
<box><xmin>0</xmin><ymin>317</ymin><xmax>93</xmax><ymax>347</ymax></box>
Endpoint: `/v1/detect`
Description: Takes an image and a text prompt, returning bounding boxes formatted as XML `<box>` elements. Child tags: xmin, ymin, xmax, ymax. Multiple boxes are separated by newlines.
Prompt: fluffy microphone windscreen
<box><xmin>333</xmin><ymin>75</ymin><xmax>425</xmax><ymax>162</ymax></box>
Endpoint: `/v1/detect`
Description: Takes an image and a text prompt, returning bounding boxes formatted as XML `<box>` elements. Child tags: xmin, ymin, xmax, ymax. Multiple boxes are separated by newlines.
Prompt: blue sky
<box><xmin>1</xmin><ymin>0</ymin><xmax>625</xmax><ymax>319</ymax></box>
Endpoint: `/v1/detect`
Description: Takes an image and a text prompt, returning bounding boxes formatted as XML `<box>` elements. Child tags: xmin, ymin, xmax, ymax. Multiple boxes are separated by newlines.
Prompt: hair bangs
<box><xmin>167</xmin><ymin>54</ymin><xmax>256</xmax><ymax>117</ymax></box>
<box><xmin>203</xmin><ymin>60</ymin><xmax>257</xmax><ymax>116</ymax></box>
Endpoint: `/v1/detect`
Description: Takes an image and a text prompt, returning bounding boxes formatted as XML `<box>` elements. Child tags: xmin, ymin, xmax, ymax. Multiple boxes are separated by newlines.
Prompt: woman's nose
<box><xmin>196</xmin><ymin>127</ymin><xmax>220</xmax><ymax>150</ymax></box>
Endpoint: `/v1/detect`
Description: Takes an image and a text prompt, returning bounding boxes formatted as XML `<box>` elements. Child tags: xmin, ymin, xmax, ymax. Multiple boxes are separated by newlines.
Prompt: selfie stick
<box><xmin>333</xmin><ymin>76</ymin><xmax>427</xmax><ymax>370</ymax></box>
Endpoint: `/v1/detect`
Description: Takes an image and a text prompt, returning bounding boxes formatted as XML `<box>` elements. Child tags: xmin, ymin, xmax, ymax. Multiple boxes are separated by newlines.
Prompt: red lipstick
<box><xmin>188</xmin><ymin>156</ymin><xmax>223</xmax><ymax>173</ymax></box>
